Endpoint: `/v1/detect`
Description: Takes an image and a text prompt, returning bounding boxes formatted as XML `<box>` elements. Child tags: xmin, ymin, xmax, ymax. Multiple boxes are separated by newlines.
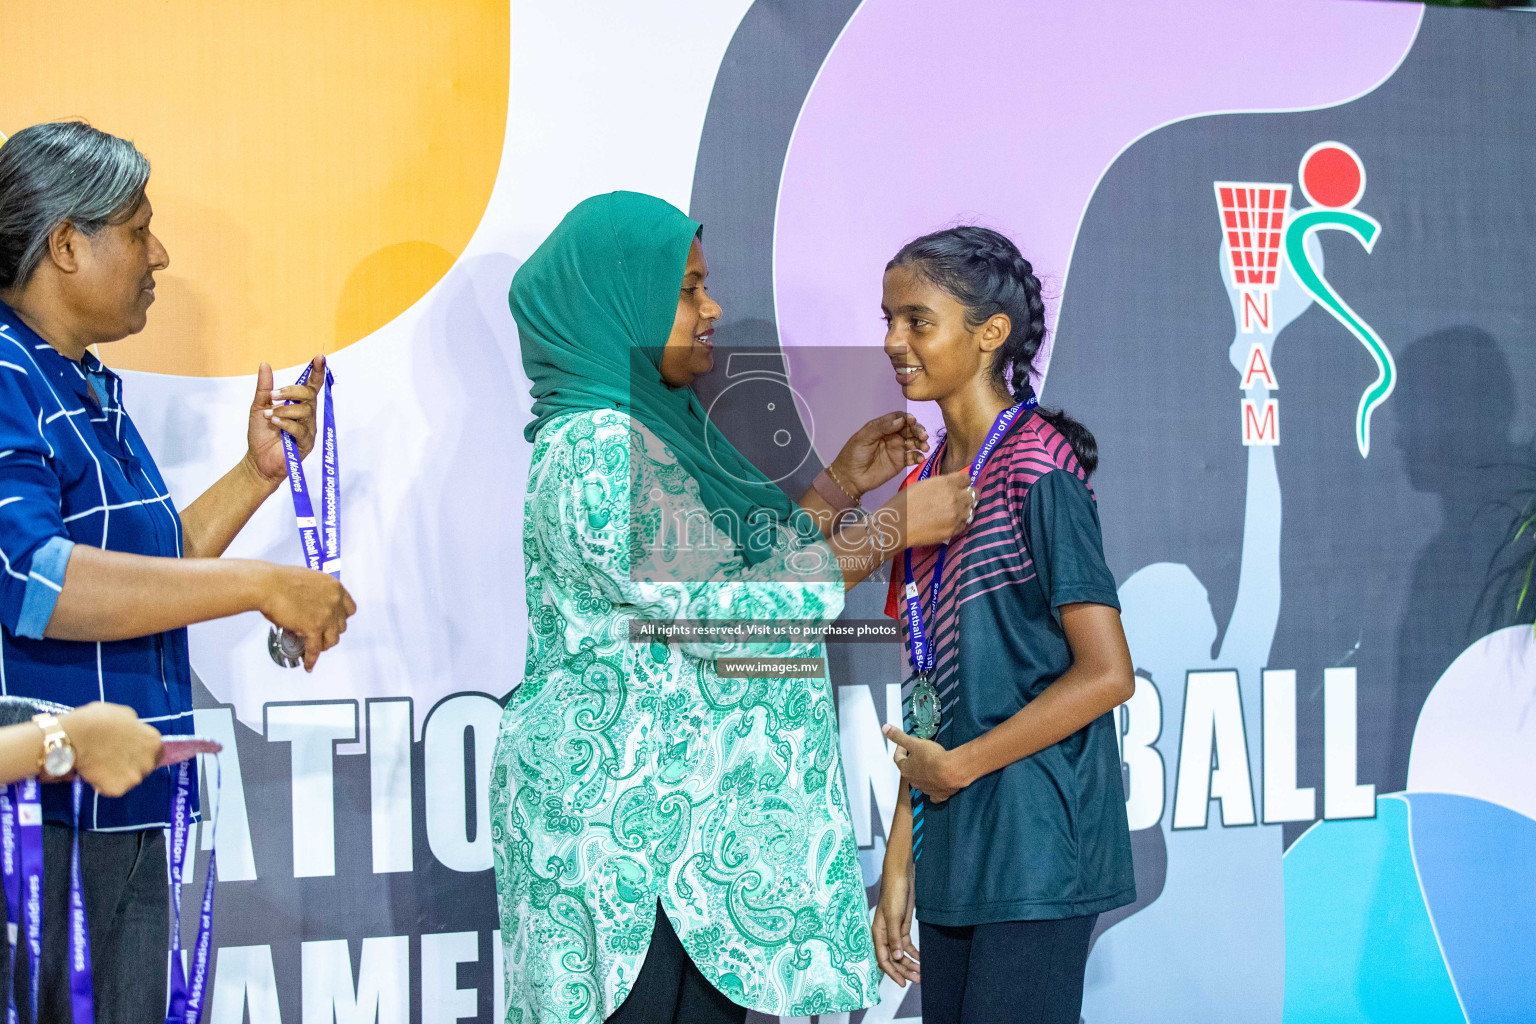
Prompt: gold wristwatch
<box><xmin>32</xmin><ymin>712</ymin><xmax>76</xmax><ymax>780</ymax></box>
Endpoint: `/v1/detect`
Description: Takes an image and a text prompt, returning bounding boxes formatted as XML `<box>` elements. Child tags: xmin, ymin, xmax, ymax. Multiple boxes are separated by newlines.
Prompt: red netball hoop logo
<box><xmin>1214</xmin><ymin>181</ymin><xmax>1290</xmax><ymax>334</ymax></box>
<box><xmin>1215</xmin><ymin>142</ymin><xmax>1393</xmax><ymax>457</ymax></box>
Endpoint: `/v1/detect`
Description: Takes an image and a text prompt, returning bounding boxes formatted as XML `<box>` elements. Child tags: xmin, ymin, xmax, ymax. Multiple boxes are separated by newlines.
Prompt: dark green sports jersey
<box><xmin>885</xmin><ymin>410</ymin><xmax>1136</xmax><ymax>924</ymax></box>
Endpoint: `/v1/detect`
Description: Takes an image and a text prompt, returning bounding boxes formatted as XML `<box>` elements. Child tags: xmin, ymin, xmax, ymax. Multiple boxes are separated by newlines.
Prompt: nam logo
<box><xmin>1215</xmin><ymin>142</ymin><xmax>1394</xmax><ymax>457</ymax></box>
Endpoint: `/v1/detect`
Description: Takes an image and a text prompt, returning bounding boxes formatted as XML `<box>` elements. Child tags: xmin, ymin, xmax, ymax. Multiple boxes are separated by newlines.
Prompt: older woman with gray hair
<box><xmin>0</xmin><ymin>120</ymin><xmax>355</xmax><ymax>1021</ymax></box>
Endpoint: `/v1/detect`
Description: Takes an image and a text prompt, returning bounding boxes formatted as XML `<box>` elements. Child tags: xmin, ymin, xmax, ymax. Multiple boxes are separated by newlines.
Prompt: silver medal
<box><xmin>268</xmin><ymin>626</ymin><xmax>305</xmax><ymax>669</ymax></box>
<box><xmin>911</xmin><ymin>671</ymin><xmax>941</xmax><ymax>740</ymax></box>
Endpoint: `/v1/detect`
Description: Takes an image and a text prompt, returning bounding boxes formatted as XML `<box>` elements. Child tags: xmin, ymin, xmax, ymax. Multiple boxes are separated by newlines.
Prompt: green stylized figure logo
<box><xmin>1283</xmin><ymin>142</ymin><xmax>1394</xmax><ymax>457</ymax></box>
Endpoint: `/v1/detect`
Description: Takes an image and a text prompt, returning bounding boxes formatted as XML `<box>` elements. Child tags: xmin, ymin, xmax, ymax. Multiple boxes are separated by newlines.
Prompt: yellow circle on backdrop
<box><xmin>2</xmin><ymin>0</ymin><xmax>508</xmax><ymax>376</ymax></box>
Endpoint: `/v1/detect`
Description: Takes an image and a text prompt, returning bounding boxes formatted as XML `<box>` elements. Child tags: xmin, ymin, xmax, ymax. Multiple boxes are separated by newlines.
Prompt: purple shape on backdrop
<box><xmin>773</xmin><ymin>0</ymin><xmax>1421</xmax><ymax>460</ymax></box>
<box><xmin>1406</xmin><ymin>793</ymin><xmax>1536</xmax><ymax>1024</ymax></box>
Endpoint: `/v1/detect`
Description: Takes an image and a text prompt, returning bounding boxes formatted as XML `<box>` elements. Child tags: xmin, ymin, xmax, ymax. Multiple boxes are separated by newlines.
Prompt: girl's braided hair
<box><xmin>888</xmin><ymin>225</ymin><xmax>1098</xmax><ymax>476</ymax></box>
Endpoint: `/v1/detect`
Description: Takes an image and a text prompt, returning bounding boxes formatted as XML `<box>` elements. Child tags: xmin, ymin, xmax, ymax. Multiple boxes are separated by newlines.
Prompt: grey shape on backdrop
<box><xmin>688</xmin><ymin>0</ymin><xmax>864</xmax><ymax>508</ymax></box>
<box><xmin>690</xmin><ymin>4</ymin><xmax>916</xmax><ymax>1023</ymax></box>
<box><xmin>1390</xmin><ymin>326</ymin><xmax>1536</xmax><ymax>789</ymax></box>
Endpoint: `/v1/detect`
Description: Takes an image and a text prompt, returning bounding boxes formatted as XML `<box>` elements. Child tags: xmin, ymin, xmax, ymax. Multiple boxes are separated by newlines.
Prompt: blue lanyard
<box><xmin>1</xmin><ymin>779</ymin><xmax>42</xmax><ymax>1024</ymax></box>
<box><xmin>280</xmin><ymin>365</ymin><xmax>339</xmax><ymax>580</ymax></box>
<box><xmin>166</xmin><ymin>758</ymin><xmax>219</xmax><ymax>1024</ymax></box>
<box><xmin>1</xmin><ymin>779</ymin><xmax>95</xmax><ymax>1024</ymax></box>
<box><xmin>902</xmin><ymin>399</ymin><xmax>1036</xmax><ymax>674</ymax></box>
<box><xmin>269</xmin><ymin>364</ymin><xmax>338</xmax><ymax>666</ymax></box>
<box><xmin>0</xmin><ymin>765</ymin><xmax>223</xmax><ymax>1024</ymax></box>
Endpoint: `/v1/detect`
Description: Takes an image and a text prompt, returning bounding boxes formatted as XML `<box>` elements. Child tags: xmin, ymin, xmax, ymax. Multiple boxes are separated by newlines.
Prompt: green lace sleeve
<box><xmin>531</xmin><ymin>409</ymin><xmax>845</xmax><ymax>658</ymax></box>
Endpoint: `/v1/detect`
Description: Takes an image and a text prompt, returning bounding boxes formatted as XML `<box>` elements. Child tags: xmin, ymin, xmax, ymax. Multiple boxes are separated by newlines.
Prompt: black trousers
<box><xmin>606</xmin><ymin>903</ymin><xmax>747</xmax><ymax>1024</ymax></box>
<box><xmin>4</xmin><ymin>826</ymin><xmax>169</xmax><ymax>1024</ymax></box>
<box><xmin>918</xmin><ymin>914</ymin><xmax>1098</xmax><ymax>1024</ymax></box>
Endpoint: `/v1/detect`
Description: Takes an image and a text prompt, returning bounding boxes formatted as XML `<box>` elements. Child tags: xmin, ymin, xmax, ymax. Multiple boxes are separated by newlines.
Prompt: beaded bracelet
<box><xmin>813</xmin><ymin>464</ymin><xmax>861</xmax><ymax>510</ymax></box>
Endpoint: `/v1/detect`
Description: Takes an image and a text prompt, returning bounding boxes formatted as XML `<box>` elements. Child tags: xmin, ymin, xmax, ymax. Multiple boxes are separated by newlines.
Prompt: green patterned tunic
<box><xmin>491</xmin><ymin>408</ymin><xmax>881</xmax><ymax>1023</ymax></box>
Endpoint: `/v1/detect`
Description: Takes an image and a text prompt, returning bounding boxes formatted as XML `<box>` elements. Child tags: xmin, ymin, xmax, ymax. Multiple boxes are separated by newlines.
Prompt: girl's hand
<box><xmin>873</xmin><ymin>856</ymin><xmax>921</xmax><ymax>987</ymax></box>
<box><xmin>884</xmin><ymin>725</ymin><xmax>972</xmax><ymax>803</ymax></box>
<box><xmin>831</xmin><ymin>412</ymin><xmax>930</xmax><ymax>497</ymax></box>
<box><xmin>246</xmin><ymin>355</ymin><xmax>325</xmax><ymax>486</ymax></box>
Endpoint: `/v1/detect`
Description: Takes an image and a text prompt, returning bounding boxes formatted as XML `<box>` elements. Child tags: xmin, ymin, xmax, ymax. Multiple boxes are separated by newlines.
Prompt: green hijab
<box><xmin>512</xmin><ymin>191</ymin><xmax>818</xmax><ymax>566</ymax></box>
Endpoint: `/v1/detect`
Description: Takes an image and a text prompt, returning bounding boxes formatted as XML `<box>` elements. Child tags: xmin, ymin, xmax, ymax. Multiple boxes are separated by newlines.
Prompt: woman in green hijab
<box><xmin>490</xmin><ymin>192</ymin><xmax>975</xmax><ymax>1024</ymax></box>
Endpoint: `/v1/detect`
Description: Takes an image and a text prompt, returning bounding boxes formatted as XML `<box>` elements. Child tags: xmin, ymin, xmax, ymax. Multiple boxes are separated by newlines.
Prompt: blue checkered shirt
<box><xmin>0</xmin><ymin>300</ymin><xmax>196</xmax><ymax>830</ymax></box>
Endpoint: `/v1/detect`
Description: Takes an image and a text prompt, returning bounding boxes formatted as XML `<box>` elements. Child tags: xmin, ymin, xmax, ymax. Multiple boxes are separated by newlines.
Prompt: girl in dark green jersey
<box><xmin>873</xmin><ymin>226</ymin><xmax>1138</xmax><ymax>1024</ymax></box>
